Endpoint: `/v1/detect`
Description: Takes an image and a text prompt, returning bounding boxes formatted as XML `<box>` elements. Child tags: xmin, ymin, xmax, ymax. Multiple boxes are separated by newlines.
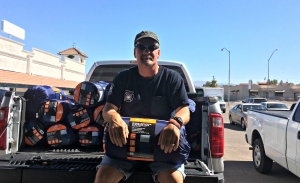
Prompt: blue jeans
<box><xmin>97</xmin><ymin>155</ymin><xmax>186</xmax><ymax>182</ymax></box>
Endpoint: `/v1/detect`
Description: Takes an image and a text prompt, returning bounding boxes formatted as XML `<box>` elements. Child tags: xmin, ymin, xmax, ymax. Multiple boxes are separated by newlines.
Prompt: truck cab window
<box><xmin>292</xmin><ymin>104</ymin><xmax>300</xmax><ymax>122</ymax></box>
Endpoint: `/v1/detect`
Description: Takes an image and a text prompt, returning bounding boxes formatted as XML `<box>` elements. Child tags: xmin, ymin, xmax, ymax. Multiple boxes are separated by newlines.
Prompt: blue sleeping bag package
<box><xmin>104</xmin><ymin>117</ymin><xmax>191</xmax><ymax>165</ymax></box>
<box><xmin>24</xmin><ymin>85</ymin><xmax>67</xmax><ymax>120</ymax></box>
<box><xmin>73</xmin><ymin>81</ymin><xmax>109</xmax><ymax>108</ymax></box>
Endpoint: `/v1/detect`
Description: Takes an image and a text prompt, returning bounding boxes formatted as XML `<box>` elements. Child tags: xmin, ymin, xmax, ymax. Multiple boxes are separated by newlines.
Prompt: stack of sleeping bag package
<box><xmin>22</xmin><ymin>81</ymin><xmax>199</xmax><ymax>165</ymax></box>
<box><xmin>23</xmin><ymin>81</ymin><xmax>110</xmax><ymax>149</ymax></box>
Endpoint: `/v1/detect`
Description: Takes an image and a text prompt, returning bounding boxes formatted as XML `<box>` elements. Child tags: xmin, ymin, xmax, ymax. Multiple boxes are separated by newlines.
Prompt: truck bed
<box><xmin>0</xmin><ymin>123</ymin><xmax>222</xmax><ymax>183</ymax></box>
<box><xmin>0</xmin><ymin>90</ymin><xmax>225</xmax><ymax>182</ymax></box>
<box><xmin>249</xmin><ymin>109</ymin><xmax>292</xmax><ymax>119</ymax></box>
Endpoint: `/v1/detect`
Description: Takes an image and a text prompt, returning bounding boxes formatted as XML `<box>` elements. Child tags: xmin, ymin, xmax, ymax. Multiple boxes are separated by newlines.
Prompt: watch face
<box><xmin>174</xmin><ymin>117</ymin><xmax>183</xmax><ymax>126</ymax></box>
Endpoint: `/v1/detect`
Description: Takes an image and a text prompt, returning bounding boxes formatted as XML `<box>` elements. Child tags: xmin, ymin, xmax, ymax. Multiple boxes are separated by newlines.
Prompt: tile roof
<box><xmin>258</xmin><ymin>82</ymin><xmax>267</xmax><ymax>85</ymax></box>
<box><xmin>57</xmin><ymin>47</ymin><xmax>88</xmax><ymax>58</ymax></box>
<box><xmin>0</xmin><ymin>69</ymin><xmax>80</xmax><ymax>89</ymax></box>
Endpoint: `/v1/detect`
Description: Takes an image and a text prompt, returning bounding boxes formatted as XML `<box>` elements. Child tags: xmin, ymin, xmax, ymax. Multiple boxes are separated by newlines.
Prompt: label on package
<box><xmin>127</xmin><ymin>118</ymin><xmax>156</xmax><ymax>161</ymax></box>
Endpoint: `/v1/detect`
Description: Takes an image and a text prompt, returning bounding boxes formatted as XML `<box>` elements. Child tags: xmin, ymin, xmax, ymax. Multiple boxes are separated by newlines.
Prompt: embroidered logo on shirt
<box><xmin>124</xmin><ymin>90</ymin><xmax>134</xmax><ymax>102</ymax></box>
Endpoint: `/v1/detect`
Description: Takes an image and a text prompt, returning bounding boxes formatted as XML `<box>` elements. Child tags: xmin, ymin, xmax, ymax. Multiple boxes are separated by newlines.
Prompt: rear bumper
<box><xmin>0</xmin><ymin>154</ymin><xmax>224</xmax><ymax>183</ymax></box>
<box><xmin>0</xmin><ymin>167</ymin><xmax>224</xmax><ymax>183</ymax></box>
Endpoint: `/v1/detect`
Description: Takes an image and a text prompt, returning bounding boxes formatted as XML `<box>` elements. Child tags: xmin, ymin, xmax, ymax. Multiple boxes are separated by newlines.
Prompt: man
<box><xmin>94</xmin><ymin>31</ymin><xmax>190</xmax><ymax>183</ymax></box>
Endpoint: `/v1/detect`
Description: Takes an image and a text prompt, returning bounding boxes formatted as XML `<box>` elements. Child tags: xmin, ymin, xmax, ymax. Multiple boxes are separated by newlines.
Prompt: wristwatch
<box><xmin>172</xmin><ymin>116</ymin><xmax>183</xmax><ymax>128</ymax></box>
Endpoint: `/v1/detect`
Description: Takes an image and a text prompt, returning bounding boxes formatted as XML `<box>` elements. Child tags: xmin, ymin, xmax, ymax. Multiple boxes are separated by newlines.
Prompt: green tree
<box><xmin>287</xmin><ymin>82</ymin><xmax>294</xmax><ymax>86</ymax></box>
<box><xmin>204</xmin><ymin>76</ymin><xmax>218</xmax><ymax>87</ymax></box>
<box><xmin>271</xmin><ymin>79</ymin><xmax>278</xmax><ymax>85</ymax></box>
<box><xmin>203</xmin><ymin>81</ymin><xmax>211</xmax><ymax>87</ymax></box>
<box><xmin>210</xmin><ymin>76</ymin><xmax>218</xmax><ymax>87</ymax></box>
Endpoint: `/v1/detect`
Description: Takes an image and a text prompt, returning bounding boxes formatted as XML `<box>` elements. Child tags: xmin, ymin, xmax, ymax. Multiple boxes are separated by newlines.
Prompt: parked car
<box><xmin>243</xmin><ymin>98</ymin><xmax>267</xmax><ymax>103</ymax></box>
<box><xmin>218</xmin><ymin>96</ymin><xmax>226</xmax><ymax>113</ymax></box>
<box><xmin>260</xmin><ymin>102</ymin><xmax>289</xmax><ymax>110</ymax></box>
<box><xmin>229</xmin><ymin>103</ymin><xmax>267</xmax><ymax>130</ymax></box>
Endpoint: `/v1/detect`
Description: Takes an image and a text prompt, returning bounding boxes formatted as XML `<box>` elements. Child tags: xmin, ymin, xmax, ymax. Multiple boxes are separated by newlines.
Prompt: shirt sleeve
<box><xmin>170</xmin><ymin>71</ymin><xmax>189</xmax><ymax>110</ymax></box>
<box><xmin>106</xmin><ymin>71</ymin><xmax>126</xmax><ymax>109</ymax></box>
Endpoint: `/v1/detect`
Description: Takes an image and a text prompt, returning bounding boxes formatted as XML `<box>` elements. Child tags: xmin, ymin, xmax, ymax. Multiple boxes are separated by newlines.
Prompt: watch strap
<box><xmin>168</xmin><ymin>119</ymin><xmax>181</xmax><ymax>129</ymax></box>
<box><xmin>172</xmin><ymin>117</ymin><xmax>183</xmax><ymax>127</ymax></box>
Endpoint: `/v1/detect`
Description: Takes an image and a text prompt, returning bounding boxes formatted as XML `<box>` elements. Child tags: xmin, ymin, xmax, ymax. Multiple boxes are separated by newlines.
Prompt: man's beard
<box><xmin>140</xmin><ymin>56</ymin><xmax>154</xmax><ymax>66</ymax></box>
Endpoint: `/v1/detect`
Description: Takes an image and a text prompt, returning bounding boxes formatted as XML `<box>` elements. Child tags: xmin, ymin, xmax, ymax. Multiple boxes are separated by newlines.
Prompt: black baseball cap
<box><xmin>134</xmin><ymin>31</ymin><xmax>159</xmax><ymax>45</ymax></box>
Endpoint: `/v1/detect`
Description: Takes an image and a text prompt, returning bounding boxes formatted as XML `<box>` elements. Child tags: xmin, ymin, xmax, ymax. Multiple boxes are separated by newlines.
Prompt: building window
<box><xmin>275</xmin><ymin>92</ymin><xmax>283</xmax><ymax>97</ymax></box>
<box><xmin>249</xmin><ymin>92</ymin><xmax>258</xmax><ymax>97</ymax></box>
<box><xmin>67</xmin><ymin>55</ymin><xmax>74</xmax><ymax>59</ymax></box>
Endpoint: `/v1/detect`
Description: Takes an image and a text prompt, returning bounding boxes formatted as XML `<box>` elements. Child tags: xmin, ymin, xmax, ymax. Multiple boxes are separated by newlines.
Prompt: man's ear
<box><xmin>157</xmin><ymin>49</ymin><xmax>160</xmax><ymax>58</ymax></box>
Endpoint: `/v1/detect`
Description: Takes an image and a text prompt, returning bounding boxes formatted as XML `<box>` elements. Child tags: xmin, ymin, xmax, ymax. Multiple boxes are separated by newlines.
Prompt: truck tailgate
<box><xmin>0</xmin><ymin>154</ymin><xmax>222</xmax><ymax>183</ymax></box>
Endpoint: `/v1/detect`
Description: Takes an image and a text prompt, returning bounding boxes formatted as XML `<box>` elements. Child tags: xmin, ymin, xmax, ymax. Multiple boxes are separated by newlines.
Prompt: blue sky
<box><xmin>1</xmin><ymin>0</ymin><xmax>299</xmax><ymax>85</ymax></box>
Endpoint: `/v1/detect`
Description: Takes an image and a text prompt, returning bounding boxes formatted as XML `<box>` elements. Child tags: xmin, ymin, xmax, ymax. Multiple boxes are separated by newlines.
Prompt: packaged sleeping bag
<box><xmin>93</xmin><ymin>105</ymin><xmax>105</xmax><ymax>126</ymax></box>
<box><xmin>67</xmin><ymin>104</ymin><xmax>92</xmax><ymax>130</ymax></box>
<box><xmin>78</xmin><ymin>123</ymin><xmax>104</xmax><ymax>146</ymax></box>
<box><xmin>104</xmin><ymin>117</ymin><xmax>191</xmax><ymax>164</ymax></box>
<box><xmin>24</xmin><ymin>119</ymin><xmax>46</xmax><ymax>146</ymax></box>
<box><xmin>73</xmin><ymin>81</ymin><xmax>109</xmax><ymax>107</ymax></box>
<box><xmin>39</xmin><ymin>99</ymin><xmax>71</xmax><ymax>127</ymax></box>
<box><xmin>24</xmin><ymin>85</ymin><xmax>66</xmax><ymax>119</ymax></box>
<box><xmin>47</xmin><ymin>123</ymin><xmax>78</xmax><ymax>147</ymax></box>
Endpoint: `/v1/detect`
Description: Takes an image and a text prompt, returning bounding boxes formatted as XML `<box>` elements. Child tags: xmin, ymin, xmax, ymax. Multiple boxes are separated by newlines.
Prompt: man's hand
<box><xmin>108</xmin><ymin>118</ymin><xmax>129</xmax><ymax>147</ymax></box>
<box><xmin>158</xmin><ymin>123</ymin><xmax>180</xmax><ymax>153</ymax></box>
<box><xmin>103</xmin><ymin>103</ymin><xmax>129</xmax><ymax>147</ymax></box>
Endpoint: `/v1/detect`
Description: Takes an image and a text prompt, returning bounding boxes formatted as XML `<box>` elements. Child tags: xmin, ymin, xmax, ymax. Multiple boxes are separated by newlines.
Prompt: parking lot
<box><xmin>223</xmin><ymin>100</ymin><xmax>299</xmax><ymax>183</ymax></box>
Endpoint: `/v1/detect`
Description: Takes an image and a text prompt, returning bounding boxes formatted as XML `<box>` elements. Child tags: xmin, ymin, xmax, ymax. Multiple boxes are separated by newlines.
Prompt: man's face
<box><xmin>134</xmin><ymin>38</ymin><xmax>160</xmax><ymax>66</ymax></box>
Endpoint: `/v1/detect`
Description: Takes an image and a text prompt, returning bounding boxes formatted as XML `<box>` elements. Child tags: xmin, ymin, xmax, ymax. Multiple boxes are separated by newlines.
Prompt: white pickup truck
<box><xmin>245</xmin><ymin>100</ymin><xmax>300</xmax><ymax>178</ymax></box>
<box><xmin>0</xmin><ymin>60</ymin><xmax>225</xmax><ymax>183</ymax></box>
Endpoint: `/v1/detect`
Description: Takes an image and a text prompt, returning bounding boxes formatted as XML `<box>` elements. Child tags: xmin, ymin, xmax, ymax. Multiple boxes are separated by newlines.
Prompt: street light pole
<box><xmin>221</xmin><ymin>48</ymin><xmax>230</xmax><ymax>106</ymax></box>
<box><xmin>267</xmin><ymin>49</ymin><xmax>278</xmax><ymax>100</ymax></box>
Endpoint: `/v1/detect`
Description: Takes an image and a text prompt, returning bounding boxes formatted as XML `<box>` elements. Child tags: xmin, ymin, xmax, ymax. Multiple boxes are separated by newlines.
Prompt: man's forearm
<box><xmin>102</xmin><ymin>103</ymin><xmax>122</xmax><ymax>123</ymax></box>
<box><xmin>103</xmin><ymin>109</ymin><xmax>122</xmax><ymax>123</ymax></box>
<box><xmin>173</xmin><ymin>105</ymin><xmax>190</xmax><ymax>126</ymax></box>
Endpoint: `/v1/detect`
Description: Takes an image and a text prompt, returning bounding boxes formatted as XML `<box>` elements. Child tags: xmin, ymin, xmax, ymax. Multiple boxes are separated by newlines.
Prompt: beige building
<box><xmin>223</xmin><ymin>82</ymin><xmax>300</xmax><ymax>101</ymax></box>
<box><xmin>0</xmin><ymin>35</ymin><xmax>87</xmax><ymax>91</ymax></box>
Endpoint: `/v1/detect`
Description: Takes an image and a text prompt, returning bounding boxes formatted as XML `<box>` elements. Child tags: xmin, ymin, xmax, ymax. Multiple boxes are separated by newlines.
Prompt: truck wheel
<box><xmin>229</xmin><ymin>116</ymin><xmax>234</xmax><ymax>125</ymax></box>
<box><xmin>252</xmin><ymin>139</ymin><xmax>273</xmax><ymax>174</ymax></box>
<box><xmin>241</xmin><ymin>118</ymin><xmax>246</xmax><ymax>130</ymax></box>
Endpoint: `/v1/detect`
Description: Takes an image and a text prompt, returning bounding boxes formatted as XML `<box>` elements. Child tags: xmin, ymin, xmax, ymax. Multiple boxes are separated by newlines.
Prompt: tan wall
<box><xmin>0</xmin><ymin>36</ymin><xmax>85</xmax><ymax>82</ymax></box>
<box><xmin>224</xmin><ymin>84</ymin><xmax>300</xmax><ymax>101</ymax></box>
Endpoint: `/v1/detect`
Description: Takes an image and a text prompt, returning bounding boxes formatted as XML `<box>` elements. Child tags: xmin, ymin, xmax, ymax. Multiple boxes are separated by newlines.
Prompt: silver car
<box><xmin>229</xmin><ymin>103</ymin><xmax>267</xmax><ymax>130</ymax></box>
<box><xmin>260</xmin><ymin>102</ymin><xmax>289</xmax><ymax>110</ymax></box>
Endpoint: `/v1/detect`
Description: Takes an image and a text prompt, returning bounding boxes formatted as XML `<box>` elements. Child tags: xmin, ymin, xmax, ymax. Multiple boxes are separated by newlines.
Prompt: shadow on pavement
<box><xmin>224</xmin><ymin>123</ymin><xmax>245</xmax><ymax>132</ymax></box>
<box><xmin>224</xmin><ymin>160</ymin><xmax>299</xmax><ymax>183</ymax></box>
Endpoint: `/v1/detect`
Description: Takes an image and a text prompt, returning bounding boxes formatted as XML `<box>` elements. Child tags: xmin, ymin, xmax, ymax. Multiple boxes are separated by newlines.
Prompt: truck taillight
<box><xmin>209</xmin><ymin>113</ymin><xmax>224</xmax><ymax>158</ymax></box>
<box><xmin>0</xmin><ymin>107</ymin><xmax>8</xmax><ymax>150</ymax></box>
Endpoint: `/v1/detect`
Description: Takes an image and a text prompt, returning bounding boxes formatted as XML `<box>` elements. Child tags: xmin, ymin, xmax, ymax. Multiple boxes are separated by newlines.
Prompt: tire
<box><xmin>252</xmin><ymin>139</ymin><xmax>273</xmax><ymax>174</ymax></box>
<box><xmin>223</xmin><ymin>109</ymin><xmax>226</xmax><ymax>113</ymax></box>
<box><xmin>241</xmin><ymin>118</ymin><xmax>246</xmax><ymax>130</ymax></box>
<box><xmin>229</xmin><ymin>116</ymin><xmax>234</xmax><ymax>125</ymax></box>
